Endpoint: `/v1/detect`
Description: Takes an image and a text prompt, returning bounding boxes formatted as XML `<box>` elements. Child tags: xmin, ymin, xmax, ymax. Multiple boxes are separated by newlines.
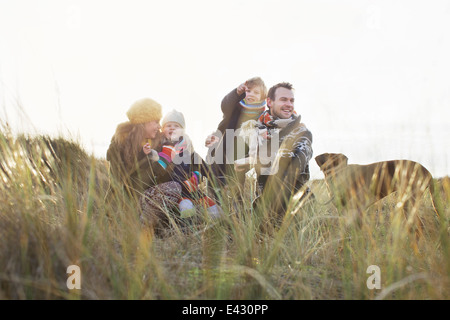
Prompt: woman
<box><xmin>106</xmin><ymin>98</ymin><xmax>184</xmax><ymax>230</ymax></box>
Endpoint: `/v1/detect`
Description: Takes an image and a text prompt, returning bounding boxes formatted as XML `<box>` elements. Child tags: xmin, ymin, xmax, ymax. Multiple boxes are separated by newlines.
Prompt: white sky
<box><xmin>1</xmin><ymin>0</ymin><xmax>449</xmax><ymax>178</ymax></box>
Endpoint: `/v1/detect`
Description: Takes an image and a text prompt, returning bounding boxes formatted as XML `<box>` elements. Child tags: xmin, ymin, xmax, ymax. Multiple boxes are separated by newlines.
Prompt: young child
<box><xmin>205</xmin><ymin>77</ymin><xmax>267</xmax><ymax>184</ymax></box>
<box><xmin>145</xmin><ymin>109</ymin><xmax>222</xmax><ymax>219</ymax></box>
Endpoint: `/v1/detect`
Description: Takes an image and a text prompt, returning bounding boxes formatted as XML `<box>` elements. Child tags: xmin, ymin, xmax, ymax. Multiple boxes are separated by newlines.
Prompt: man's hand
<box><xmin>259</xmin><ymin>128</ymin><xmax>269</xmax><ymax>140</ymax></box>
<box><xmin>205</xmin><ymin>134</ymin><xmax>220</xmax><ymax>147</ymax></box>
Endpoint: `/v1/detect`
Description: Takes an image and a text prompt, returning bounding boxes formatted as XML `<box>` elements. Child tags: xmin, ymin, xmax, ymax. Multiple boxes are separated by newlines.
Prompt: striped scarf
<box><xmin>239</xmin><ymin>99</ymin><xmax>267</xmax><ymax>117</ymax></box>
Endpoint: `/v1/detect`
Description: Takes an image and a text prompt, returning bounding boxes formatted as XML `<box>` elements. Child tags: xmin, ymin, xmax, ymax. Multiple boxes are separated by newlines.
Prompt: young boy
<box><xmin>205</xmin><ymin>76</ymin><xmax>267</xmax><ymax>184</ymax></box>
<box><xmin>144</xmin><ymin>109</ymin><xmax>222</xmax><ymax>219</ymax></box>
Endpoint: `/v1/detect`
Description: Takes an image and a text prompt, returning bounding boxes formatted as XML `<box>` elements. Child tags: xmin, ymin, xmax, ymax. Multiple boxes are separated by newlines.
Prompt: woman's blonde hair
<box><xmin>113</xmin><ymin>122</ymin><xmax>147</xmax><ymax>170</ymax></box>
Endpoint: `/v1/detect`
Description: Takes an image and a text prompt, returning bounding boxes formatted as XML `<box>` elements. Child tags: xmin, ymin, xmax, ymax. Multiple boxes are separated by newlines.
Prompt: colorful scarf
<box><xmin>239</xmin><ymin>99</ymin><xmax>267</xmax><ymax>117</ymax></box>
<box><xmin>257</xmin><ymin>110</ymin><xmax>298</xmax><ymax>128</ymax></box>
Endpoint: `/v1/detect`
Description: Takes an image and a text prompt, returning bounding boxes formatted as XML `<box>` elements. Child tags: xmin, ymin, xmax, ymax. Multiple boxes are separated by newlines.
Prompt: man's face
<box><xmin>267</xmin><ymin>87</ymin><xmax>295</xmax><ymax>119</ymax></box>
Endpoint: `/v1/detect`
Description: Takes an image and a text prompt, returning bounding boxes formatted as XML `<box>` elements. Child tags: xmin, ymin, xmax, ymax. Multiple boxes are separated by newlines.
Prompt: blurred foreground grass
<box><xmin>0</xmin><ymin>124</ymin><xmax>449</xmax><ymax>300</ymax></box>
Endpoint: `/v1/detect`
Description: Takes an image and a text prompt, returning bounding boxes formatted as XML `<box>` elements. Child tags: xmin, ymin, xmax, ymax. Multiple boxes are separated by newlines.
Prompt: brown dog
<box><xmin>315</xmin><ymin>153</ymin><xmax>440</xmax><ymax>231</ymax></box>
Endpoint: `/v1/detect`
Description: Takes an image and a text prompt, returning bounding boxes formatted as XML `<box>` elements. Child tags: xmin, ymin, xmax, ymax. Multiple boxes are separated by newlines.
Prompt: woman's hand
<box><xmin>143</xmin><ymin>143</ymin><xmax>153</xmax><ymax>155</ymax></box>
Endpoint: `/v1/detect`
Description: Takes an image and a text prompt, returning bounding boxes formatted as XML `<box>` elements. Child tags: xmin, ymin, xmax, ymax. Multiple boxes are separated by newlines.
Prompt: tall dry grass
<box><xmin>0</xmin><ymin>123</ymin><xmax>448</xmax><ymax>300</ymax></box>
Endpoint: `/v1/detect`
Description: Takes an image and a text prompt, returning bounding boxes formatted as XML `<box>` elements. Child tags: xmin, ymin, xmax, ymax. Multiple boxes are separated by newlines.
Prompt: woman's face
<box><xmin>144</xmin><ymin>120</ymin><xmax>161</xmax><ymax>139</ymax></box>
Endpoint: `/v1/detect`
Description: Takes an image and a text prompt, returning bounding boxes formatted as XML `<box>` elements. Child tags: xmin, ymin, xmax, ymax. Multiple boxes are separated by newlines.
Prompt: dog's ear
<box><xmin>315</xmin><ymin>153</ymin><xmax>329</xmax><ymax>169</ymax></box>
<box><xmin>336</xmin><ymin>154</ymin><xmax>348</xmax><ymax>166</ymax></box>
<box><xmin>316</xmin><ymin>153</ymin><xmax>348</xmax><ymax>172</ymax></box>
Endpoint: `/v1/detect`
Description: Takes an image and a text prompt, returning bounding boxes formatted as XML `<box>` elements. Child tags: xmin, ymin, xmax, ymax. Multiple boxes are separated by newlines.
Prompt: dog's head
<box><xmin>315</xmin><ymin>153</ymin><xmax>348</xmax><ymax>175</ymax></box>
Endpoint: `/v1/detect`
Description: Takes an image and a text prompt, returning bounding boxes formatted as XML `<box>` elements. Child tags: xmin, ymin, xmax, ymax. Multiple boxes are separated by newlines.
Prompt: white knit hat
<box><xmin>161</xmin><ymin>109</ymin><xmax>186</xmax><ymax>128</ymax></box>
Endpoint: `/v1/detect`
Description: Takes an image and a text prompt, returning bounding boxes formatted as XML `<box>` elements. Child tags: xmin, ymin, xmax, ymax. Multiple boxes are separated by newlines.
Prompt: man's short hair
<box><xmin>267</xmin><ymin>82</ymin><xmax>294</xmax><ymax>101</ymax></box>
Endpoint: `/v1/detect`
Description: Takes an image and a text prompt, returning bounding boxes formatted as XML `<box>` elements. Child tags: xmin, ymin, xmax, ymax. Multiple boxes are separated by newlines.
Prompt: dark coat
<box><xmin>106</xmin><ymin>137</ymin><xmax>172</xmax><ymax>198</ymax></box>
<box><xmin>216</xmin><ymin>88</ymin><xmax>246</xmax><ymax>135</ymax></box>
<box><xmin>208</xmin><ymin>88</ymin><xmax>248</xmax><ymax>181</ymax></box>
<box><xmin>155</xmin><ymin>141</ymin><xmax>213</xmax><ymax>183</ymax></box>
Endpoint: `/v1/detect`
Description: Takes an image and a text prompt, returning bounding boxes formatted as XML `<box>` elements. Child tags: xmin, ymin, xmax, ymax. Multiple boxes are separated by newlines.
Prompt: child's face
<box><xmin>245</xmin><ymin>86</ymin><xmax>264</xmax><ymax>104</ymax></box>
<box><xmin>162</xmin><ymin>121</ymin><xmax>182</xmax><ymax>139</ymax></box>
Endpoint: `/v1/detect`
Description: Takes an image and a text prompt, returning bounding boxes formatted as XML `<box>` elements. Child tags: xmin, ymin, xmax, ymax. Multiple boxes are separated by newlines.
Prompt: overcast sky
<box><xmin>1</xmin><ymin>0</ymin><xmax>449</xmax><ymax>178</ymax></box>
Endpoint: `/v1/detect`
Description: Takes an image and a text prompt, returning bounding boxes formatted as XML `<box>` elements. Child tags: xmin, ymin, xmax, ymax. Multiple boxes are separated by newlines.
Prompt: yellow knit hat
<box><xmin>126</xmin><ymin>98</ymin><xmax>162</xmax><ymax>124</ymax></box>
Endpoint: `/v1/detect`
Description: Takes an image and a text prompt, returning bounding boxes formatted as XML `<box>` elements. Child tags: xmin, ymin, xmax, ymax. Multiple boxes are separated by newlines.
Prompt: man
<box><xmin>251</xmin><ymin>82</ymin><xmax>313</xmax><ymax>220</ymax></box>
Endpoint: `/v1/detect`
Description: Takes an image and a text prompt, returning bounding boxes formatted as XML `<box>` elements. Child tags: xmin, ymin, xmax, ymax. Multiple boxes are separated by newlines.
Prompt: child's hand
<box><xmin>143</xmin><ymin>143</ymin><xmax>153</xmax><ymax>155</ymax></box>
<box><xmin>236</xmin><ymin>82</ymin><xmax>248</xmax><ymax>96</ymax></box>
<box><xmin>169</xmin><ymin>128</ymin><xmax>184</xmax><ymax>142</ymax></box>
<box><xmin>205</xmin><ymin>134</ymin><xmax>220</xmax><ymax>147</ymax></box>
